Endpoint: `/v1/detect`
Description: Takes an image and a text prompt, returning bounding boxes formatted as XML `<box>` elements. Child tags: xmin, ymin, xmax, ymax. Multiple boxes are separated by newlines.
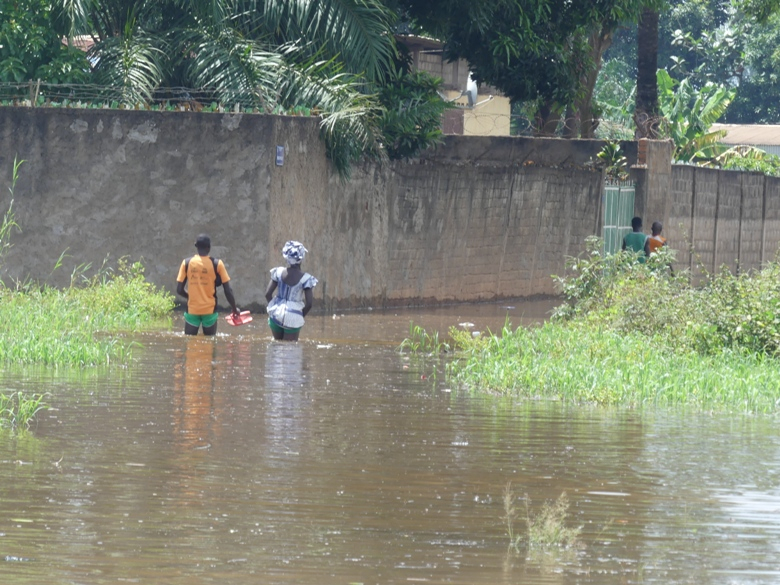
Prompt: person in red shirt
<box><xmin>176</xmin><ymin>234</ymin><xmax>239</xmax><ymax>335</ymax></box>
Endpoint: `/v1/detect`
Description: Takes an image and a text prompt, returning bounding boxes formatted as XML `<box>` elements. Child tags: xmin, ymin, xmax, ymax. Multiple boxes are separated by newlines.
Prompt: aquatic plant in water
<box><xmin>0</xmin><ymin>391</ymin><xmax>48</xmax><ymax>430</ymax></box>
<box><xmin>399</xmin><ymin>323</ymin><xmax>451</xmax><ymax>354</ymax></box>
<box><xmin>444</xmin><ymin>236</ymin><xmax>780</xmax><ymax>413</ymax></box>
<box><xmin>502</xmin><ymin>482</ymin><xmax>581</xmax><ymax>551</ymax></box>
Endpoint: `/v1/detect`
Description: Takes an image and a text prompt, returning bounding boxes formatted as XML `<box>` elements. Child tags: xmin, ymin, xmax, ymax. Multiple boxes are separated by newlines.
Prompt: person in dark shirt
<box><xmin>622</xmin><ymin>216</ymin><xmax>649</xmax><ymax>262</ymax></box>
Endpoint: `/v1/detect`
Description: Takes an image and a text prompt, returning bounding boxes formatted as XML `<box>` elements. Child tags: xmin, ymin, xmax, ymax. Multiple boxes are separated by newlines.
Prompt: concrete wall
<box><xmin>6</xmin><ymin>107</ymin><xmax>779</xmax><ymax>313</ymax></box>
<box><xmin>662</xmin><ymin>165</ymin><xmax>780</xmax><ymax>278</ymax></box>
<box><xmin>6</xmin><ymin>107</ymin><xmax>778</xmax><ymax>312</ymax></box>
<box><xmin>0</xmin><ymin>107</ymin><xmax>616</xmax><ymax>311</ymax></box>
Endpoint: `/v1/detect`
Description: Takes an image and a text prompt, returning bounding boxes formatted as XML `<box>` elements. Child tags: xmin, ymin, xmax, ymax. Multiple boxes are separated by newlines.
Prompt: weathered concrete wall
<box><xmin>0</xmin><ymin>107</ymin><xmax>324</xmax><ymax>309</ymax></box>
<box><xmin>6</xmin><ymin>107</ymin><xmax>777</xmax><ymax>312</ymax></box>
<box><xmin>664</xmin><ymin>165</ymin><xmax>780</xmax><ymax>278</ymax></box>
<box><xmin>0</xmin><ymin>107</ymin><xmax>613</xmax><ymax>311</ymax></box>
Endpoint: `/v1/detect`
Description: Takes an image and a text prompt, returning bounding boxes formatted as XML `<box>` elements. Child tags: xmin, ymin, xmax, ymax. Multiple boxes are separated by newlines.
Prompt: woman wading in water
<box><xmin>264</xmin><ymin>241</ymin><xmax>318</xmax><ymax>341</ymax></box>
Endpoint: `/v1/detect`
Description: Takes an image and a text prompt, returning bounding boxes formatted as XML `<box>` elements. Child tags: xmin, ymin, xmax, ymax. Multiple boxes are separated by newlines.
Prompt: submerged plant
<box><xmin>399</xmin><ymin>323</ymin><xmax>450</xmax><ymax>354</ymax></box>
<box><xmin>0</xmin><ymin>391</ymin><xmax>48</xmax><ymax>430</ymax></box>
<box><xmin>525</xmin><ymin>491</ymin><xmax>581</xmax><ymax>548</ymax></box>
<box><xmin>502</xmin><ymin>482</ymin><xmax>581</xmax><ymax>551</ymax></box>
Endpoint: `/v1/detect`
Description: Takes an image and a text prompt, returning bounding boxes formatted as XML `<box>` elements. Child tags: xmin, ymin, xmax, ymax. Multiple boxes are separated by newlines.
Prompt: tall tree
<box><xmin>635</xmin><ymin>7</ymin><xmax>660</xmax><ymax>138</ymax></box>
<box><xmin>398</xmin><ymin>0</ymin><xmax>650</xmax><ymax>137</ymax></box>
<box><xmin>0</xmin><ymin>0</ymin><xmax>90</xmax><ymax>84</ymax></box>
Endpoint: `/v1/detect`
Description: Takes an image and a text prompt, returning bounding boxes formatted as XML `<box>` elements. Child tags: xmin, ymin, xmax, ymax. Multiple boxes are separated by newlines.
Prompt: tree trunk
<box><xmin>562</xmin><ymin>26</ymin><xmax>612</xmax><ymax>139</ymax></box>
<box><xmin>534</xmin><ymin>101</ymin><xmax>563</xmax><ymax>137</ymax></box>
<box><xmin>635</xmin><ymin>8</ymin><xmax>660</xmax><ymax>139</ymax></box>
<box><xmin>577</xmin><ymin>27</ymin><xmax>612</xmax><ymax>139</ymax></box>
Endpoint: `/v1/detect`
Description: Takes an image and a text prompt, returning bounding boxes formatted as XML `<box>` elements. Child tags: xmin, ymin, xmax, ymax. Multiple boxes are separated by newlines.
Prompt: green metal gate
<box><xmin>603</xmin><ymin>181</ymin><xmax>635</xmax><ymax>254</ymax></box>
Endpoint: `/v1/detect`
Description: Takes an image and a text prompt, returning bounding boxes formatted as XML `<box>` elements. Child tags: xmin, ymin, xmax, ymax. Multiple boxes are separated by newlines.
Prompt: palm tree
<box><xmin>635</xmin><ymin>7</ymin><xmax>660</xmax><ymax>138</ymax></box>
<box><xmin>56</xmin><ymin>0</ymin><xmax>400</xmax><ymax>175</ymax></box>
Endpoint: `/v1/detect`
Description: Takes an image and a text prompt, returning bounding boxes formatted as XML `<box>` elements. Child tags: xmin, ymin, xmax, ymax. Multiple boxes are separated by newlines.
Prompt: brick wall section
<box><xmin>739</xmin><ymin>172</ymin><xmax>765</xmax><ymax>271</ymax></box>
<box><xmin>714</xmin><ymin>171</ymin><xmax>742</xmax><ymax>273</ymax></box>
<box><xmin>690</xmin><ymin>168</ymin><xmax>719</xmax><ymax>279</ymax></box>
<box><xmin>665</xmin><ymin>166</ymin><xmax>780</xmax><ymax>281</ymax></box>
<box><xmin>667</xmin><ymin>165</ymin><xmax>694</xmax><ymax>271</ymax></box>
<box><xmin>379</xmin><ymin>162</ymin><xmax>602</xmax><ymax>304</ymax></box>
<box><xmin>764</xmin><ymin>177</ymin><xmax>780</xmax><ymax>264</ymax></box>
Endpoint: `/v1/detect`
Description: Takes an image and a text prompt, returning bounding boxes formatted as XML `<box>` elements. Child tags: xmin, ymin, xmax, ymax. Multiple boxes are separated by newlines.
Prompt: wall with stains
<box><xmin>0</xmin><ymin>107</ymin><xmax>643</xmax><ymax>310</ymax></box>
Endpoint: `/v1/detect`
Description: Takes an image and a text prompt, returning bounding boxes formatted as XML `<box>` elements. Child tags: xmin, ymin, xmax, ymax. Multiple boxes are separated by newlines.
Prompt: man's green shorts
<box><xmin>184</xmin><ymin>312</ymin><xmax>219</xmax><ymax>328</ymax></box>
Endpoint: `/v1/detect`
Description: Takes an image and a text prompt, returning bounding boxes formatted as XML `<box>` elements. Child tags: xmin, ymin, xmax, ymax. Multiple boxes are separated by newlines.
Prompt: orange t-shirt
<box><xmin>647</xmin><ymin>235</ymin><xmax>666</xmax><ymax>254</ymax></box>
<box><xmin>176</xmin><ymin>255</ymin><xmax>230</xmax><ymax>315</ymax></box>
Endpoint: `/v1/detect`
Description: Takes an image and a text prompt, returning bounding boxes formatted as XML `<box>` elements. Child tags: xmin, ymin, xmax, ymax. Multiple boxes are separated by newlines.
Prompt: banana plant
<box><xmin>657</xmin><ymin>68</ymin><xmax>735</xmax><ymax>162</ymax></box>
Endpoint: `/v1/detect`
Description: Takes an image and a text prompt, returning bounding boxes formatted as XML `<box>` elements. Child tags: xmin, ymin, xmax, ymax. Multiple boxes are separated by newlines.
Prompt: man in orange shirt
<box><xmin>176</xmin><ymin>234</ymin><xmax>240</xmax><ymax>335</ymax></box>
<box><xmin>647</xmin><ymin>221</ymin><xmax>667</xmax><ymax>254</ymax></box>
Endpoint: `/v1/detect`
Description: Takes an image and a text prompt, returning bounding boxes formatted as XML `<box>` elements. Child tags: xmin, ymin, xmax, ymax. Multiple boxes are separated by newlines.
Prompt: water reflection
<box><xmin>263</xmin><ymin>342</ymin><xmax>307</xmax><ymax>462</ymax></box>
<box><xmin>173</xmin><ymin>337</ymin><xmax>221</xmax><ymax>451</ymax></box>
<box><xmin>1</xmin><ymin>302</ymin><xmax>780</xmax><ymax>585</ymax></box>
<box><xmin>264</xmin><ymin>342</ymin><xmax>306</xmax><ymax>390</ymax></box>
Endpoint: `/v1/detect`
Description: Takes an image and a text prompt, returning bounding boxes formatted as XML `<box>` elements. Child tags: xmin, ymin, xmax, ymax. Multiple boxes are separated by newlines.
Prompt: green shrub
<box><xmin>446</xmin><ymin>240</ymin><xmax>780</xmax><ymax>412</ymax></box>
<box><xmin>554</xmin><ymin>237</ymin><xmax>780</xmax><ymax>356</ymax></box>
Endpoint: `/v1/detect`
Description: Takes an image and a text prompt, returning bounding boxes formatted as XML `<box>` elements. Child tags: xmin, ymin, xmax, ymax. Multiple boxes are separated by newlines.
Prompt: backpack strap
<box><xmin>184</xmin><ymin>256</ymin><xmax>222</xmax><ymax>290</ymax></box>
<box><xmin>210</xmin><ymin>257</ymin><xmax>222</xmax><ymax>287</ymax></box>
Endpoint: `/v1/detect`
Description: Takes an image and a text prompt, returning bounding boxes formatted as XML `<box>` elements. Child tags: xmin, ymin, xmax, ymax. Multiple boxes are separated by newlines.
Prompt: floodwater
<box><xmin>2</xmin><ymin>300</ymin><xmax>780</xmax><ymax>585</ymax></box>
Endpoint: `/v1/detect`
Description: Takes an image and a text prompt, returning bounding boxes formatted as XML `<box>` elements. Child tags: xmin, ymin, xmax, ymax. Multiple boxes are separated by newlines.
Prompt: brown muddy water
<box><xmin>2</xmin><ymin>300</ymin><xmax>780</xmax><ymax>585</ymax></box>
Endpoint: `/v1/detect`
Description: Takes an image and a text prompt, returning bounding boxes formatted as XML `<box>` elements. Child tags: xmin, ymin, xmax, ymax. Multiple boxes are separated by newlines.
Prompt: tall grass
<box><xmin>2</xmin><ymin>159</ymin><xmax>175</xmax><ymax>367</ymax></box>
<box><xmin>0</xmin><ymin>156</ymin><xmax>22</xmax><ymax>261</ymax></box>
<box><xmin>0</xmin><ymin>259</ymin><xmax>175</xmax><ymax>366</ymax></box>
<box><xmin>448</xmin><ymin>322</ymin><xmax>780</xmax><ymax>413</ymax></box>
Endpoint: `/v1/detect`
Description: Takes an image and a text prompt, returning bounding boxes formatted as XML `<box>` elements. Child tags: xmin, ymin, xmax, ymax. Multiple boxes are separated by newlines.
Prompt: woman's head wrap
<box><xmin>282</xmin><ymin>241</ymin><xmax>308</xmax><ymax>266</ymax></box>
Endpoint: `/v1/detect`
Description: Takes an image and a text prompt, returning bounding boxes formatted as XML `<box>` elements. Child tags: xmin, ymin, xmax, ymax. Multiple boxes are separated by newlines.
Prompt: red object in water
<box><xmin>225</xmin><ymin>311</ymin><xmax>253</xmax><ymax>326</ymax></box>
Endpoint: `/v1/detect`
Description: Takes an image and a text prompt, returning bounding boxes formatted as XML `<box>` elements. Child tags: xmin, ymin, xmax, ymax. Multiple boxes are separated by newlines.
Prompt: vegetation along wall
<box><xmin>6</xmin><ymin>107</ymin><xmax>770</xmax><ymax>311</ymax></box>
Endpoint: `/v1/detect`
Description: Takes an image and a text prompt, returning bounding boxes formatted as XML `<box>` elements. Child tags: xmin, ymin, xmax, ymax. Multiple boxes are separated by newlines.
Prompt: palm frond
<box><xmin>179</xmin><ymin>26</ymin><xmax>381</xmax><ymax>176</ymax></box>
<box><xmin>230</xmin><ymin>0</ymin><xmax>397</xmax><ymax>82</ymax></box>
<box><xmin>56</xmin><ymin>0</ymin><xmax>94</xmax><ymax>38</ymax></box>
<box><xmin>90</xmin><ymin>28</ymin><xmax>167</xmax><ymax>104</ymax></box>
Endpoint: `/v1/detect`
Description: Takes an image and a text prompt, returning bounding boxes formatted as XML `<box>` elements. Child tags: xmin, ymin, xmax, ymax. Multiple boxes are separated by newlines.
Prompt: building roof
<box><xmin>61</xmin><ymin>35</ymin><xmax>95</xmax><ymax>52</ymax></box>
<box><xmin>395</xmin><ymin>34</ymin><xmax>445</xmax><ymax>53</ymax></box>
<box><xmin>710</xmin><ymin>124</ymin><xmax>780</xmax><ymax>146</ymax></box>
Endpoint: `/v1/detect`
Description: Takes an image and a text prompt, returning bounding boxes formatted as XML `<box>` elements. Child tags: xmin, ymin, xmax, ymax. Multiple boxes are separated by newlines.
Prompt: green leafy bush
<box><xmin>554</xmin><ymin>236</ymin><xmax>780</xmax><ymax>356</ymax></box>
<box><xmin>377</xmin><ymin>70</ymin><xmax>452</xmax><ymax>160</ymax></box>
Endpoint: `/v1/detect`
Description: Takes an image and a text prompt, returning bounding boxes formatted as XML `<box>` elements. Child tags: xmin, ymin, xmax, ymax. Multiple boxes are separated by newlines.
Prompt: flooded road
<box><xmin>2</xmin><ymin>300</ymin><xmax>780</xmax><ymax>584</ymax></box>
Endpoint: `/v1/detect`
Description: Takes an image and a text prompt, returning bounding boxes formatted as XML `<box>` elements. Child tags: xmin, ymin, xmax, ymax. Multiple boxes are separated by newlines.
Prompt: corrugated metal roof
<box><xmin>710</xmin><ymin>124</ymin><xmax>780</xmax><ymax>146</ymax></box>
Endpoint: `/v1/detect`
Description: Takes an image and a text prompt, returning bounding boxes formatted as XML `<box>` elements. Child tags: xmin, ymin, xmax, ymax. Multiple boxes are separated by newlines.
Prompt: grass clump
<box><xmin>0</xmin><ymin>259</ymin><xmax>175</xmax><ymax>366</ymax></box>
<box><xmin>399</xmin><ymin>322</ymin><xmax>451</xmax><ymax>354</ymax></box>
<box><xmin>502</xmin><ymin>482</ymin><xmax>581</xmax><ymax>551</ymax></box>
<box><xmin>0</xmin><ymin>391</ymin><xmax>48</xmax><ymax>430</ymax></box>
<box><xmin>446</xmin><ymin>237</ymin><xmax>780</xmax><ymax>413</ymax></box>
